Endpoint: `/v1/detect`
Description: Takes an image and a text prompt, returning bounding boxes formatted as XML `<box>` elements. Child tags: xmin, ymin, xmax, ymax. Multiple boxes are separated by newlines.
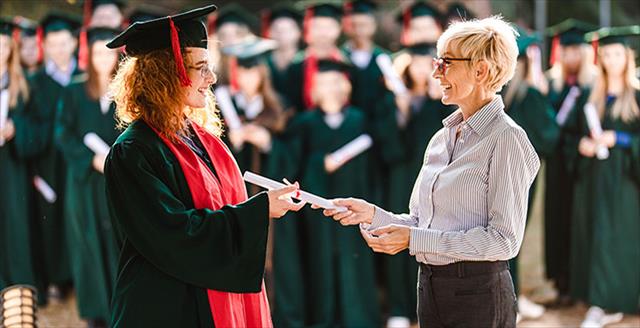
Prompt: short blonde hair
<box><xmin>437</xmin><ymin>16</ymin><xmax>519</xmax><ymax>92</ymax></box>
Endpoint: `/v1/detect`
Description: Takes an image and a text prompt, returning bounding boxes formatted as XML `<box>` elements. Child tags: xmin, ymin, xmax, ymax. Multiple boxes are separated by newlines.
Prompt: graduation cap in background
<box><xmin>86</xmin><ymin>26</ymin><xmax>121</xmax><ymax>45</ymax></box>
<box><xmin>221</xmin><ymin>37</ymin><xmax>278</xmax><ymax>68</ymax></box>
<box><xmin>446</xmin><ymin>2</ymin><xmax>475</xmax><ymax>24</ymax></box>
<box><xmin>396</xmin><ymin>1</ymin><xmax>443</xmax><ymax>45</ymax></box>
<box><xmin>13</xmin><ymin>16</ymin><xmax>38</xmax><ymax>37</ymax></box>
<box><xmin>585</xmin><ymin>25</ymin><xmax>640</xmax><ymax>64</ymax></box>
<box><xmin>515</xmin><ymin>27</ymin><xmax>541</xmax><ymax>58</ymax></box>
<box><xmin>77</xmin><ymin>0</ymin><xmax>127</xmax><ymax>70</ymax></box>
<box><xmin>106</xmin><ymin>4</ymin><xmax>217</xmax><ymax>87</ymax></box>
<box><xmin>40</xmin><ymin>11</ymin><xmax>82</xmax><ymax>35</ymax></box>
<box><xmin>260</xmin><ymin>3</ymin><xmax>302</xmax><ymax>38</ymax></box>
<box><xmin>208</xmin><ymin>3</ymin><xmax>257</xmax><ymax>36</ymax></box>
<box><xmin>407</xmin><ymin>42</ymin><xmax>437</xmax><ymax>57</ymax></box>
<box><xmin>546</xmin><ymin>19</ymin><xmax>597</xmax><ymax>66</ymax></box>
<box><xmin>126</xmin><ymin>5</ymin><xmax>170</xmax><ymax>25</ymax></box>
<box><xmin>0</xmin><ymin>17</ymin><xmax>17</xmax><ymax>37</ymax></box>
<box><xmin>342</xmin><ymin>0</ymin><xmax>377</xmax><ymax>35</ymax></box>
<box><xmin>296</xmin><ymin>1</ymin><xmax>343</xmax><ymax>44</ymax></box>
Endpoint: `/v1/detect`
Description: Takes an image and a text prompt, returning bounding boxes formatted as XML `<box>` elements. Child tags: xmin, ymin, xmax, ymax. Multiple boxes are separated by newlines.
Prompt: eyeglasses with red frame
<box><xmin>432</xmin><ymin>57</ymin><xmax>472</xmax><ymax>75</ymax></box>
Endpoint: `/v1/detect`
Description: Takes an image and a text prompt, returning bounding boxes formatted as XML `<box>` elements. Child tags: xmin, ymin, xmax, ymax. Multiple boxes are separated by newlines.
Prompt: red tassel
<box><xmin>549</xmin><ymin>35</ymin><xmax>560</xmax><ymax>67</ymax></box>
<box><xmin>591</xmin><ymin>33</ymin><xmax>599</xmax><ymax>65</ymax></box>
<box><xmin>401</xmin><ymin>8</ymin><xmax>411</xmax><ymax>46</ymax></box>
<box><xmin>303</xmin><ymin>8</ymin><xmax>313</xmax><ymax>44</ymax></box>
<box><xmin>207</xmin><ymin>14</ymin><xmax>217</xmax><ymax>35</ymax></box>
<box><xmin>342</xmin><ymin>2</ymin><xmax>353</xmax><ymax>35</ymax></box>
<box><xmin>261</xmin><ymin>10</ymin><xmax>270</xmax><ymax>38</ymax></box>
<box><xmin>169</xmin><ymin>17</ymin><xmax>192</xmax><ymax>87</ymax></box>
<box><xmin>78</xmin><ymin>29</ymin><xmax>89</xmax><ymax>70</ymax></box>
<box><xmin>303</xmin><ymin>52</ymin><xmax>317</xmax><ymax>109</ymax></box>
<box><xmin>11</xmin><ymin>26</ymin><xmax>20</xmax><ymax>44</ymax></box>
<box><xmin>229</xmin><ymin>56</ymin><xmax>239</xmax><ymax>93</ymax></box>
<box><xmin>36</xmin><ymin>26</ymin><xmax>44</xmax><ymax>63</ymax></box>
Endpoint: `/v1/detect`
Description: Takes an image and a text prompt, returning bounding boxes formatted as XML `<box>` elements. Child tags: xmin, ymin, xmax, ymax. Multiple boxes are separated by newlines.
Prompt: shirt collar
<box><xmin>45</xmin><ymin>58</ymin><xmax>77</xmax><ymax>87</ymax></box>
<box><xmin>442</xmin><ymin>95</ymin><xmax>504</xmax><ymax>136</ymax></box>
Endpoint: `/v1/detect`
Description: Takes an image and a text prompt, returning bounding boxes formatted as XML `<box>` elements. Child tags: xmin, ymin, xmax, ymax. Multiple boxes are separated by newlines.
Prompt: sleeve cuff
<box><xmin>615</xmin><ymin>131</ymin><xmax>632</xmax><ymax>148</ymax></box>
<box><xmin>368</xmin><ymin>206</ymin><xmax>397</xmax><ymax>230</ymax></box>
<box><xmin>409</xmin><ymin>228</ymin><xmax>441</xmax><ymax>255</ymax></box>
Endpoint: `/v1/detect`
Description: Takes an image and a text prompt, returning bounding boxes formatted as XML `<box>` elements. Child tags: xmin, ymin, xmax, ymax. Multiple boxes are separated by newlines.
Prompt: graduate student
<box><xmin>571</xmin><ymin>25</ymin><xmax>640</xmax><ymax>328</ymax></box>
<box><xmin>14</xmin><ymin>17</ymin><xmax>41</xmax><ymax>76</ymax></box>
<box><xmin>543</xmin><ymin>19</ymin><xmax>596</xmax><ymax>304</ymax></box>
<box><xmin>385</xmin><ymin>42</ymin><xmax>455</xmax><ymax>328</ymax></box>
<box><xmin>25</xmin><ymin>11</ymin><xmax>83</xmax><ymax>300</ymax></box>
<box><xmin>104</xmin><ymin>5</ymin><xmax>304</xmax><ymax>327</ymax></box>
<box><xmin>288</xmin><ymin>59</ymin><xmax>380</xmax><ymax>327</ymax></box>
<box><xmin>54</xmin><ymin>27</ymin><xmax>121</xmax><ymax>327</ymax></box>
<box><xmin>0</xmin><ymin>16</ymin><xmax>39</xmax><ymax>298</ymax></box>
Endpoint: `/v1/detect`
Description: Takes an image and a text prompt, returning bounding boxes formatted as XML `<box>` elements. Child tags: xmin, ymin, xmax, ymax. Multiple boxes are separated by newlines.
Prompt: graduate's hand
<box><xmin>1</xmin><ymin>119</ymin><xmax>15</xmax><ymax>142</ymax></box>
<box><xmin>267</xmin><ymin>183</ymin><xmax>306</xmax><ymax>219</ymax></box>
<box><xmin>598</xmin><ymin>130</ymin><xmax>616</xmax><ymax>148</ymax></box>
<box><xmin>395</xmin><ymin>93</ymin><xmax>411</xmax><ymax>117</ymax></box>
<box><xmin>229</xmin><ymin>127</ymin><xmax>245</xmax><ymax>150</ymax></box>
<box><xmin>324</xmin><ymin>155</ymin><xmax>342</xmax><ymax>173</ymax></box>
<box><xmin>243</xmin><ymin>124</ymin><xmax>272</xmax><ymax>152</ymax></box>
<box><xmin>578</xmin><ymin>137</ymin><xmax>597</xmax><ymax>157</ymax></box>
<box><xmin>361</xmin><ymin>224</ymin><xmax>410</xmax><ymax>255</ymax></box>
<box><xmin>92</xmin><ymin>154</ymin><xmax>107</xmax><ymax>174</ymax></box>
<box><xmin>312</xmin><ymin>198</ymin><xmax>374</xmax><ymax>226</ymax></box>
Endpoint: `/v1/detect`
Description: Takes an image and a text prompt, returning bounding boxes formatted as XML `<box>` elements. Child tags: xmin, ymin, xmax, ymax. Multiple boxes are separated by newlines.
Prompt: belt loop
<box><xmin>457</xmin><ymin>262</ymin><xmax>464</xmax><ymax>278</ymax></box>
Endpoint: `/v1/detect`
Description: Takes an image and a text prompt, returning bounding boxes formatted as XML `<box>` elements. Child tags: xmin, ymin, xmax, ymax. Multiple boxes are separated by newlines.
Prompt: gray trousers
<box><xmin>417</xmin><ymin>261</ymin><xmax>517</xmax><ymax>328</ymax></box>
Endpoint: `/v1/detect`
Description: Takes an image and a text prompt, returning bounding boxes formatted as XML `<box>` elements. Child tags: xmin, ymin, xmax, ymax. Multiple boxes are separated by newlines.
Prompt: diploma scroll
<box><xmin>0</xmin><ymin>89</ymin><xmax>9</xmax><ymax>146</ymax></box>
<box><xmin>83</xmin><ymin>132</ymin><xmax>110</xmax><ymax>155</ymax></box>
<box><xmin>33</xmin><ymin>175</ymin><xmax>57</xmax><ymax>204</ymax></box>
<box><xmin>326</xmin><ymin>134</ymin><xmax>373</xmax><ymax>168</ymax></box>
<box><xmin>375</xmin><ymin>54</ymin><xmax>409</xmax><ymax>96</ymax></box>
<box><xmin>584</xmin><ymin>103</ymin><xmax>609</xmax><ymax>160</ymax></box>
<box><xmin>555</xmin><ymin>86</ymin><xmax>581</xmax><ymax>127</ymax></box>
<box><xmin>243</xmin><ymin>171</ymin><xmax>347</xmax><ymax>212</ymax></box>
<box><xmin>214</xmin><ymin>86</ymin><xmax>243</xmax><ymax>131</ymax></box>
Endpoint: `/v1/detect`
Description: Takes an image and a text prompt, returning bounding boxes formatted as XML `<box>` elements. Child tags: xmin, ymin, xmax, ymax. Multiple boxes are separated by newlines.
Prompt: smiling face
<box><xmin>44</xmin><ymin>30</ymin><xmax>77</xmax><ymax>69</ymax></box>
<box><xmin>308</xmin><ymin>17</ymin><xmax>341</xmax><ymax>48</ymax></box>
<box><xmin>269</xmin><ymin>17</ymin><xmax>301</xmax><ymax>48</ymax></box>
<box><xmin>349</xmin><ymin>13</ymin><xmax>376</xmax><ymax>41</ymax></box>
<box><xmin>184</xmin><ymin>47</ymin><xmax>216</xmax><ymax>108</ymax></box>
<box><xmin>600</xmin><ymin>43</ymin><xmax>627</xmax><ymax>78</ymax></box>
<box><xmin>432</xmin><ymin>43</ymin><xmax>475</xmax><ymax>106</ymax></box>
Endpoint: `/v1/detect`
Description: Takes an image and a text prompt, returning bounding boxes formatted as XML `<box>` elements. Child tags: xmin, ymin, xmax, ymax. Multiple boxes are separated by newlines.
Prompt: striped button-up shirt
<box><xmin>369</xmin><ymin>96</ymin><xmax>540</xmax><ymax>265</ymax></box>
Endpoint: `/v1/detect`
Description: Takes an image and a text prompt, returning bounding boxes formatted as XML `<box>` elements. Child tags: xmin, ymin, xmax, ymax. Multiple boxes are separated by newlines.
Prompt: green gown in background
<box><xmin>287</xmin><ymin>106</ymin><xmax>380</xmax><ymax>328</ymax></box>
<box><xmin>544</xmin><ymin>80</ymin><xmax>589</xmax><ymax>295</ymax></box>
<box><xmin>386</xmin><ymin>94</ymin><xmax>454</xmax><ymax>320</ymax></box>
<box><xmin>266</xmin><ymin>53</ymin><xmax>294</xmax><ymax>107</ymax></box>
<box><xmin>0</xmin><ymin>86</ymin><xmax>39</xmax><ymax>294</ymax></box>
<box><xmin>23</xmin><ymin>66</ymin><xmax>84</xmax><ymax>288</ymax></box>
<box><xmin>54</xmin><ymin>79</ymin><xmax>119</xmax><ymax>321</ymax></box>
<box><xmin>569</xmin><ymin>92</ymin><xmax>640</xmax><ymax>313</ymax></box>
<box><xmin>104</xmin><ymin>120</ymin><xmax>271</xmax><ymax>327</ymax></box>
<box><xmin>504</xmin><ymin>84</ymin><xmax>560</xmax><ymax>294</ymax></box>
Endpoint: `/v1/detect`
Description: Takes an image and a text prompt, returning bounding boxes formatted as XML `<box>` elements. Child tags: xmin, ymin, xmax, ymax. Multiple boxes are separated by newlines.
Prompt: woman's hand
<box><xmin>597</xmin><ymin>130</ymin><xmax>616</xmax><ymax>148</ymax></box>
<box><xmin>267</xmin><ymin>183</ymin><xmax>306</xmax><ymax>219</ymax></box>
<box><xmin>1</xmin><ymin>119</ymin><xmax>15</xmax><ymax>142</ymax></box>
<box><xmin>360</xmin><ymin>224</ymin><xmax>411</xmax><ymax>255</ymax></box>
<box><xmin>313</xmin><ymin>198</ymin><xmax>375</xmax><ymax>226</ymax></box>
<box><xmin>243</xmin><ymin>123</ymin><xmax>272</xmax><ymax>152</ymax></box>
<box><xmin>578</xmin><ymin>137</ymin><xmax>597</xmax><ymax>157</ymax></box>
<box><xmin>228</xmin><ymin>128</ymin><xmax>245</xmax><ymax>150</ymax></box>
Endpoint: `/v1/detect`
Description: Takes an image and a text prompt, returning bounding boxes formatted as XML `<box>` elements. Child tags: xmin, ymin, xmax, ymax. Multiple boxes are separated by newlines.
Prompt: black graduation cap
<box><xmin>297</xmin><ymin>1</ymin><xmax>343</xmax><ymax>20</ymax></box>
<box><xmin>317</xmin><ymin>58</ymin><xmax>351</xmax><ymax>73</ymax></box>
<box><xmin>446</xmin><ymin>2</ymin><xmax>475</xmax><ymax>22</ymax></box>
<box><xmin>14</xmin><ymin>17</ymin><xmax>38</xmax><ymax>37</ymax></box>
<box><xmin>126</xmin><ymin>5</ymin><xmax>169</xmax><ymax>24</ymax></box>
<box><xmin>40</xmin><ymin>11</ymin><xmax>82</xmax><ymax>35</ymax></box>
<box><xmin>214</xmin><ymin>4</ymin><xmax>257</xmax><ymax>29</ymax></box>
<box><xmin>79</xmin><ymin>0</ymin><xmax>126</xmax><ymax>13</ymax></box>
<box><xmin>515</xmin><ymin>26</ymin><xmax>540</xmax><ymax>58</ymax></box>
<box><xmin>345</xmin><ymin>0</ymin><xmax>378</xmax><ymax>15</ymax></box>
<box><xmin>264</xmin><ymin>3</ymin><xmax>302</xmax><ymax>24</ymax></box>
<box><xmin>0</xmin><ymin>17</ymin><xmax>17</xmax><ymax>36</ymax></box>
<box><xmin>396</xmin><ymin>1</ymin><xmax>442</xmax><ymax>23</ymax></box>
<box><xmin>86</xmin><ymin>26</ymin><xmax>121</xmax><ymax>45</ymax></box>
<box><xmin>546</xmin><ymin>19</ymin><xmax>597</xmax><ymax>46</ymax></box>
<box><xmin>407</xmin><ymin>42</ymin><xmax>437</xmax><ymax>57</ymax></box>
<box><xmin>221</xmin><ymin>37</ymin><xmax>277</xmax><ymax>68</ymax></box>
<box><xmin>585</xmin><ymin>25</ymin><xmax>640</xmax><ymax>46</ymax></box>
<box><xmin>107</xmin><ymin>4</ymin><xmax>217</xmax><ymax>86</ymax></box>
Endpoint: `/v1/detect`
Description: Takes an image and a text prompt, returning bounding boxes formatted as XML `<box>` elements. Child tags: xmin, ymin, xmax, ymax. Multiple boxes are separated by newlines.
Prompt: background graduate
<box><xmin>54</xmin><ymin>26</ymin><xmax>121</xmax><ymax>327</ymax></box>
<box><xmin>104</xmin><ymin>5</ymin><xmax>304</xmax><ymax>327</ymax></box>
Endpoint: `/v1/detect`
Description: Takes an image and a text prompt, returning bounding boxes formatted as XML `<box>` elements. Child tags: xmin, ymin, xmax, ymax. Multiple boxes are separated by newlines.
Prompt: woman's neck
<box><xmin>459</xmin><ymin>89</ymin><xmax>496</xmax><ymax>120</ymax></box>
<box><xmin>607</xmin><ymin>75</ymin><xmax>624</xmax><ymax>95</ymax></box>
<box><xmin>310</xmin><ymin>44</ymin><xmax>336</xmax><ymax>58</ymax></box>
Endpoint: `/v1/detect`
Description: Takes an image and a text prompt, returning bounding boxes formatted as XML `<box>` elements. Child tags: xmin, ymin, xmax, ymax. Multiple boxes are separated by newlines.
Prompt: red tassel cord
<box><xmin>169</xmin><ymin>17</ymin><xmax>192</xmax><ymax>87</ymax></box>
<box><xmin>342</xmin><ymin>2</ymin><xmax>353</xmax><ymax>36</ymax></box>
<box><xmin>78</xmin><ymin>0</ymin><xmax>92</xmax><ymax>70</ymax></box>
<box><xmin>261</xmin><ymin>10</ymin><xmax>270</xmax><ymax>38</ymax></box>
<box><xmin>303</xmin><ymin>8</ymin><xmax>313</xmax><ymax>45</ymax></box>
<box><xmin>591</xmin><ymin>33</ymin><xmax>599</xmax><ymax>65</ymax></box>
<box><xmin>549</xmin><ymin>35</ymin><xmax>560</xmax><ymax>67</ymax></box>
<box><xmin>401</xmin><ymin>8</ymin><xmax>411</xmax><ymax>46</ymax></box>
<box><xmin>36</xmin><ymin>26</ymin><xmax>44</xmax><ymax>63</ymax></box>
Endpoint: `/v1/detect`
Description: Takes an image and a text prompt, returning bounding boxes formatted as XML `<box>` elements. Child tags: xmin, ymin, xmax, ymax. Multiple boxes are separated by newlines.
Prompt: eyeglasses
<box><xmin>432</xmin><ymin>57</ymin><xmax>472</xmax><ymax>75</ymax></box>
<box><xmin>188</xmin><ymin>64</ymin><xmax>215</xmax><ymax>78</ymax></box>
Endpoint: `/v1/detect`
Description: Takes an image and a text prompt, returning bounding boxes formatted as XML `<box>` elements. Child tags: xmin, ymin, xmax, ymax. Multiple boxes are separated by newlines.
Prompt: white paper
<box><xmin>214</xmin><ymin>86</ymin><xmax>243</xmax><ymax>131</ymax></box>
<box><xmin>584</xmin><ymin>102</ymin><xmax>609</xmax><ymax>160</ymax></box>
<box><xmin>527</xmin><ymin>45</ymin><xmax>542</xmax><ymax>89</ymax></box>
<box><xmin>33</xmin><ymin>175</ymin><xmax>57</xmax><ymax>204</ymax></box>
<box><xmin>83</xmin><ymin>132</ymin><xmax>110</xmax><ymax>155</ymax></box>
<box><xmin>555</xmin><ymin>86</ymin><xmax>581</xmax><ymax>126</ymax></box>
<box><xmin>375</xmin><ymin>54</ymin><xmax>408</xmax><ymax>96</ymax></box>
<box><xmin>243</xmin><ymin>171</ymin><xmax>347</xmax><ymax>212</ymax></box>
<box><xmin>326</xmin><ymin>134</ymin><xmax>373</xmax><ymax>167</ymax></box>
<box><xmin>0</xmin><ymin>89</ymin><xmax>9</xmax><ymax>146</ymax></box>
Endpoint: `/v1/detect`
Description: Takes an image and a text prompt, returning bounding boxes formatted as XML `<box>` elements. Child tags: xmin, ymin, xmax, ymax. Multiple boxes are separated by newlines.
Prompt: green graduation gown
<box><xmin>0</xmin><ymin>88</ymin><xmax>39</xmax><ymax>293</ymax></box>
<box><xmin>569</xmin><ymin>92</ymin><xmax>640</xmax><ymax>313</ymax></box>
<box><xmin>386</xmin><ymin>95</ymin><xmax>454</xmax><ymax>319</ymax></box>
<box><xmin>23</xmin><ymin>66</ymin><xmax>84</xmax><ymax>287</ymax></box>
<box><xmin>104</xmin><ymin>120</ymin><xmax>271</xmax><ymax>327</ymax></box>
<box><xmin>54</xmin><ymin>80</ymin><xmax>119</xmax><ymax>320</ymax></box>
<box><xmin>286</xmin><ymin>106</ymin><xmax>380</xmax><ymax>328</ymax></box>
<box><xmin>544</xmin><ymin>80</ymin><xmax>590</xmax><ymax>295</ymax></box>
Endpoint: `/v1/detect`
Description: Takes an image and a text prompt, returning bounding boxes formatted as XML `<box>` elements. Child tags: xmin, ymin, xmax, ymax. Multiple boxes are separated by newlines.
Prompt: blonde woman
<box><xmin>103</xmin><ymin>5</ymin><xmax>303</xmax><ymax>327</ymax></box>
<box><xmin>321</xmin><ymin>16</ymin><xmax>540</xmax><ymax>327</ymax></box>
<box><xmin>570</xmin><ymin>26</ymin><xmax>640</xmax><ymax>328</ymax></box>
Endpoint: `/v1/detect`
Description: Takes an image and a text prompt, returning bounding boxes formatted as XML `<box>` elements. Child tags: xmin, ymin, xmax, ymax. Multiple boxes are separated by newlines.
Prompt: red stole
<box><xmin>153</xmin><ymin>122</ymin><xmax>272</xmax><ymax>328</ymax></box>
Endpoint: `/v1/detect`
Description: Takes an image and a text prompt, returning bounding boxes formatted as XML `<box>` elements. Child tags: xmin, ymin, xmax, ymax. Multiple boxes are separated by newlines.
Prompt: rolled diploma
<box><xmin>375</xmin><ymin>54</ymin><xmax>408</xmax><ymax>96</ymax></box>
<box><xmin>83</xmin><ymin>132</ymin><xmax>110</xmax><ymax>155</ymax></box>
<box><xmin>326</xmin><ymin>134</ymin><xmax>373</xmax><ymax>167</ymax></box>
<box><xmin>214</xmin><ymin>86</ymin><xmax>242</xmax><ymax>131</ymax></box>
<box><xmin>33</xmin><ymin>175</ymin><xmax>57</xmax><ymax>203</ymax></box>
<box><xmin>0</xmin><ymin>89</ymin><xmax>9</xmax><ymax>146</ymax></box>
<box><xmin>584</xmin><ymin>103</ymin><xmax>609</xmax><ymax>160</ymax></box>
<box><xmin>243</xmin><ymin>171</ymin><xmax>347</xmax><ymax>212</ymax></box>
<box><xmin>555</xmin><ymin>86</ymin><xmax>580</xmax><ymax>126</ymax></box>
